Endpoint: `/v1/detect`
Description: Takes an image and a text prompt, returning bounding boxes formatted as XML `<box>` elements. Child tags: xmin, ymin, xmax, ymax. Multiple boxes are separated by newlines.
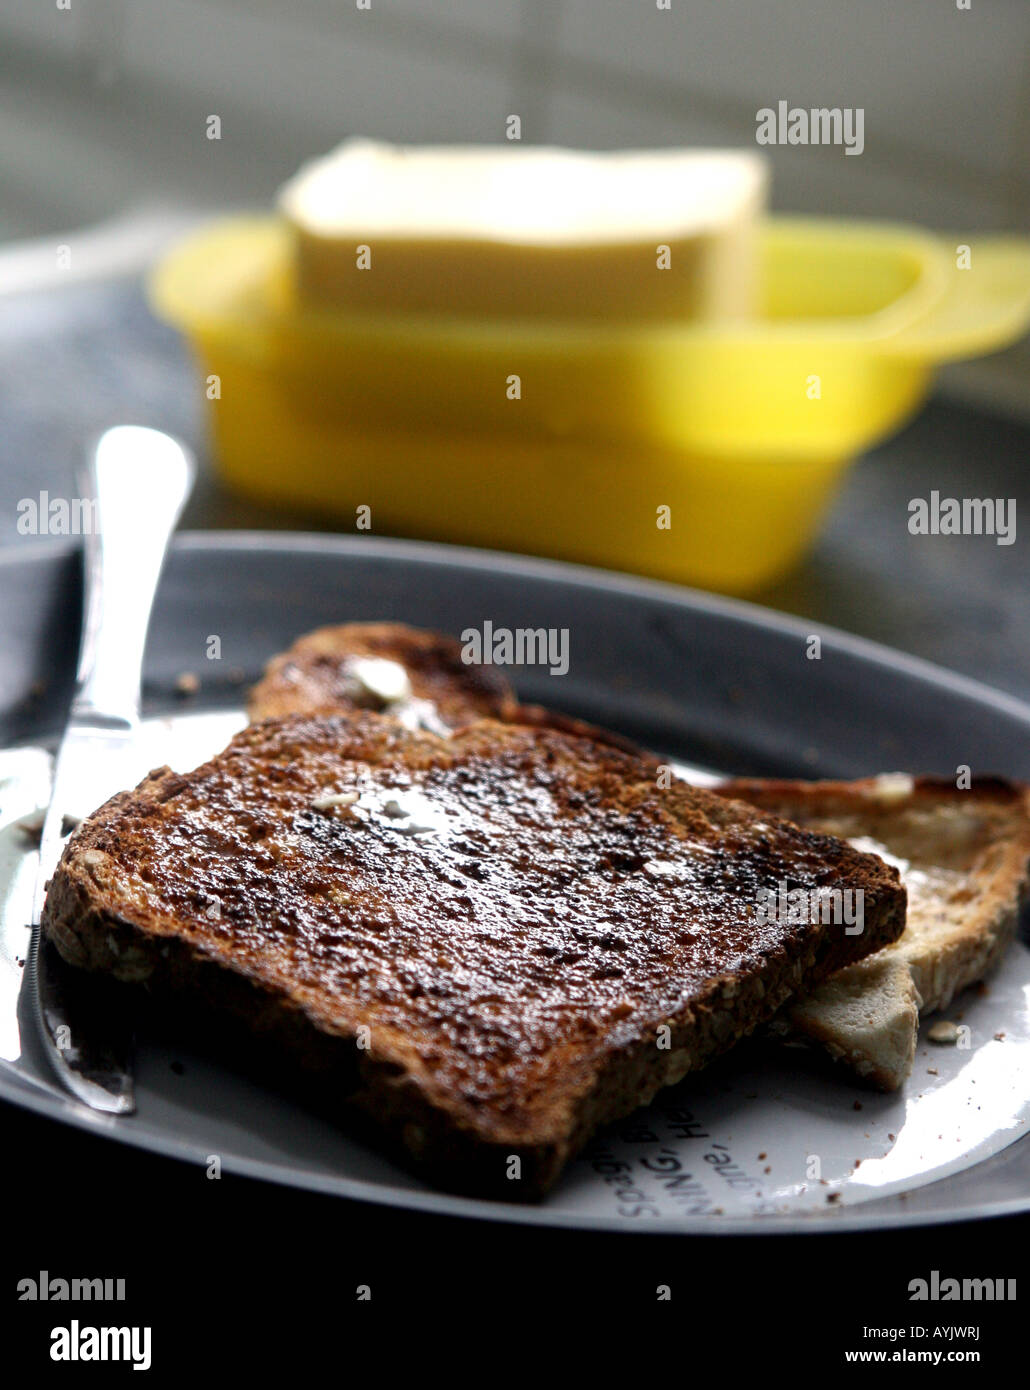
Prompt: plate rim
<box><xmin>2</xmin><ymin>528</ymin><xmax>1029</xmax><ymax>1235</ymax></box>
<box><xmin>5</xmin><ymin>1059</ymin><xmax>1030</xmax><ymax>1236</ymax></box>
<box><xmin>4</xmin><ymin>526</ymin><xmax>1030</xmax><ymax>729</ymax></box>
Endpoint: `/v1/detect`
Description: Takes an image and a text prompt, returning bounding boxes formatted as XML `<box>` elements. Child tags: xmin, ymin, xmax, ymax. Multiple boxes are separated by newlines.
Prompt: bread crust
<box><xmin>44</xmin><ymin>716</ymin><xmax>906</xmax><ymax>1198</ymax></box>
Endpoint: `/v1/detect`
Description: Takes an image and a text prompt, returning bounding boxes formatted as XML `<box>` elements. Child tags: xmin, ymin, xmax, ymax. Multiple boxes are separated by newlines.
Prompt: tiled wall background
<box><xmin>1</xmin><ymin>0</ymin><xmax>1028</xmax><ymax>406</ymax></box>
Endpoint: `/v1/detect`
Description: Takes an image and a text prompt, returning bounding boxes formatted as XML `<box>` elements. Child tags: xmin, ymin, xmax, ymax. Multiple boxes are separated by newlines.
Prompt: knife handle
<box><xmin>72</xmin><ymin>427</ymin><xmax>196</xmax><ymax>729</ymax></box>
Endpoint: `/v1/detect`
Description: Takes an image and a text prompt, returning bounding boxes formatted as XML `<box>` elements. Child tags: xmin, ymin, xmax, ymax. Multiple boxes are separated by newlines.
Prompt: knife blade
<box><xmin>22</xmin><ymin>426</ymin><xmax>195</xmax><ymax>1113</ymax></box>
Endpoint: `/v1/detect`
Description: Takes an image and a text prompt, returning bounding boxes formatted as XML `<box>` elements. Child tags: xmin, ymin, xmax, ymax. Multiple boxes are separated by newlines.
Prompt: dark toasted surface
<box><xmin>247</xmin><ymin>622</ymin><xmax>517</xmax><ymax>730</ymax></box>
<box><xmin>247</xmin><ymin>621</ymin><xmax>641</xmax><ymax>758</ymax></box>
<box><xmin>43</xmin><ymin>714</ymin><xmax>905</xmax><ymax>1194</ymax></box>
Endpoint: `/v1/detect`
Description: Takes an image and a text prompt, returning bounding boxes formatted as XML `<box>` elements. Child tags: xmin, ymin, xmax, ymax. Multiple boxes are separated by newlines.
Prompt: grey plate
<box><xmin>2</xmin><ymin>531</ymin><xmax>1029</xmax><ymax>1234</ymax></box>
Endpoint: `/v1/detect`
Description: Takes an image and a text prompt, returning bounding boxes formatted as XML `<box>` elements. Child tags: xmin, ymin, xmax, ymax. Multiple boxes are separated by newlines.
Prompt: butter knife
<box><xmin>22</xmin><ymin>426</ymin><xmax>195</xmax><ymax>1113</ymax></box>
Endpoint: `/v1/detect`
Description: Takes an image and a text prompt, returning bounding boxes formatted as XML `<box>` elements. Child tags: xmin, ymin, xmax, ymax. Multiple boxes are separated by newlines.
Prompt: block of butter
<box><xmin>278</xmin><ymin>139</ymin><xmax>767</xmax><ymax>321</ymax></box>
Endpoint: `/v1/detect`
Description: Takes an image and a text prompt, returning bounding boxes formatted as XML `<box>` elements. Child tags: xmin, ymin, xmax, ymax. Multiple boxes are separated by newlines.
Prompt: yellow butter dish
<box><xmin>149</xmin><ymin>216</ymin><xmax>1030</xmax><ymax>593</ymax></box>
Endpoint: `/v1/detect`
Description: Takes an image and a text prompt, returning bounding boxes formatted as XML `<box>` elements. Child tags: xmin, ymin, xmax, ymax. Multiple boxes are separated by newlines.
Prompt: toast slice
<box><xmin>716</xmin><ymin>776</ymin><xmax>1030</xmax><ymax>1090</ymax></box>
<box><xmin>42</xmin><ymin>713</ymin><xmax>905</xmax><ymax>1199</ymax></box>
<box><xmin>248</xmin><ymin>621</ymin><xmax>642</xmax><ymax>753</ymax></box>
<box><xmin>248</xmin><ymin>622</ymin><xmax>519</xmax><ymax>733</ymax></box>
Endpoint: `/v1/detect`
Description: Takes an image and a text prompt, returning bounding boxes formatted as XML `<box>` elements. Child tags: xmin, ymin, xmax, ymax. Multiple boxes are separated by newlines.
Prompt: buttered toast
<box><xmin>248</xmin><ymin>622</ymin><xmax>518</xmax><ymax>732</ymax></box>
<box><xmin>42</xmin><ymin>714</ymin><xmax>905</xmax><ymax>1198</ymax></box>
<box><xmin>250</xmin><ymin>624</ymin><xmax>1028</xmax><ymax>1096</ymax></box>
<box><xmin>248</xmin><ymin>620</ymin><xmax>642</xmax><ymax>753</ymax></box>
<box><xmin>716</xmin><ymin>776</ymin><xmax>1030</xmax><ymax>1090</ymax></box>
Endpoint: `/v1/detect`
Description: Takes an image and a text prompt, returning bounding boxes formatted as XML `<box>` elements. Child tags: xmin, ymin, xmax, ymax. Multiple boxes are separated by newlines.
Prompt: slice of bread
<box><xmin>716</xmin><ymin>776</ymin><xmax>1030</xmax><ymax>1090</ymax></box>
<box><xmin>248</xmin><ymin>621</ymin><xmax>643</xmax><ymax>753</ymax></box>
<box><xmin>42</xmin><ymin>713</ymin><xmax>905</xmax><ymax>1198</ymax></box>
<box><xmin>250</xmin><ymin>626</ymin><xmax>1028</xmax><ymax>1095</ymax></box>
<box><xmin>248</xmin><ymin>622</ymin><xmax>518</xmax><ymax>732</ymax></box>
